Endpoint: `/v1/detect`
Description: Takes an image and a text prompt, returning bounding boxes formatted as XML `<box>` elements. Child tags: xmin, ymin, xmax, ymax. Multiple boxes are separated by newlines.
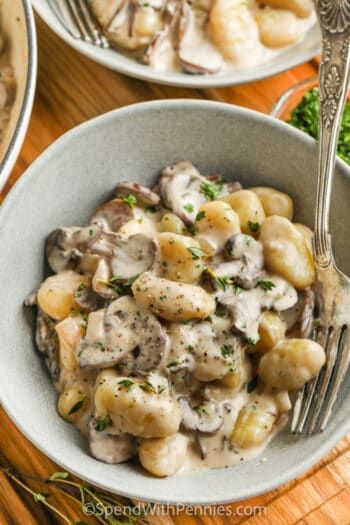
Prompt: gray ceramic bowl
<box><xmin>0</xmin><ymin>100</ymin><xmax>349</xmax><ymax>505</ymax></box>
<box><xmin>0</xmin><ymin>0</ymin><xmax>37</xmax><ymax>191</ymax></box>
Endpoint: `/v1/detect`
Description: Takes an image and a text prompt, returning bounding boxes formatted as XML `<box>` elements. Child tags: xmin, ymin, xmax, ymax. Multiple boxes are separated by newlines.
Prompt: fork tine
<box><xmin>307</xmin><ymin>326</ymin><xmax>342</xmax><ymax>433</ymax></box>
<box><xmin>319</xmin><ymin>327</ymin><xmax>350</xmax><ymax>431</ymax></box>
<box><xmin>47</xmin><ymin>0</ymin><xmax>81</xmax><ymax>39</ymax></box>
<box><xmin>66</xmin><ymin>0</ymin><xmax>93</xmax><ymax>43</ymax></box>
<box><xmin>78</xmin><ymin>0</ymin><xmax>110</xmax><ymax>48</ymax></box>
<box><xmin>291</xmin><ymin>327</ymin><xmax>327</xmax><ymax>433</ymax></box>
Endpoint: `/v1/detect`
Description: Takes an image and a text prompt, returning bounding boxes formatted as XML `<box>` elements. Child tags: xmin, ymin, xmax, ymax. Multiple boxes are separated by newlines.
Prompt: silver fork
<box><xmin>47</xmin><ymin>0</ymin><xmax>109</xmax><ymax>48</ymax></box>
<box><xmin>291</xmin><ymin>0</ymin><xmax>350</xmax><ymax>434</ymax></box>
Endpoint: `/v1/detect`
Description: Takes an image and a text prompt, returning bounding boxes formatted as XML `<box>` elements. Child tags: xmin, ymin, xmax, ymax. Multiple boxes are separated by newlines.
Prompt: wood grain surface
<box><xmin>0</xmin><ymin>15</ymin><xmax>349</xmax><ymax>525</ymax></box>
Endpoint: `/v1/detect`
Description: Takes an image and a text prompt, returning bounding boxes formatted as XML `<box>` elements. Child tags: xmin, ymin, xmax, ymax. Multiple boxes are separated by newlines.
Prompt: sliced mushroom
<box><xmin>35</xmin><ymin>310</ymin><xmax>60</xmax><ymax>382</ymax></box>
<box><xmin>178</xmin><ymin>397</ymin><xmax>224</xmax><ymax>434</ymax></box>
<box><xmin>91</xmin><ymin>198</ymin><xmax>134</xmax><ymax>232</ymax></box>
<box><xmin>210</xmin><ymin>258</ymin><xmax>262</xmax><ymax>290</ymax></box>
<box><xmin>115</xmin><ymin>181</ymin><xmax>160</xmax><ymax>206</ymax></box>
<box><xmin>92</xmin><ymin>258</ymin><xmax>118</xmax><ymax>300</ymax></box>
<box><xmin>74</xmin><ymin>284</ymin><xmax>106</xmax><ymax>312</ymax></box>
<box><xmin>77</xmin><ymin>296</ymin><xmax>168</xmax><ymax>370</ymax></box>
<box><xmin>178</xmin><ymin>3</ymin><xmax>223</xmax><ymax>74</ymax></box>
<box><xmin>89</xmin><ymin>419</ymin><xmax>136</xmax><ymax>464</ymax></box>
<box><xmin>287</xmin><ymin>288</ymin><xmax>315</xmax><ymax>338</ymax></box>
<box><xmin>225</xmin><ymin>233</ymin><xmax>264</xmax><ymax>269</ymax></box>
<box><xmin>90</xmin><ymin>232</ymin><xmax>158</xmax><ymax>281</ymax></box>
<box><xmin>46</xmin><ymin>226</ymin><xmax>100</xmax><ymax>274</ymax></box>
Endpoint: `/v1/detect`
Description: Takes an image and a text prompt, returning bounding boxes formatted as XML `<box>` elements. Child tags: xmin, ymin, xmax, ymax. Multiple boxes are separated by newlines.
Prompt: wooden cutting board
<box><xmin>0</xmin><ymin>16</ymin><xmax>349</xmax><ymax>525</ymax></box>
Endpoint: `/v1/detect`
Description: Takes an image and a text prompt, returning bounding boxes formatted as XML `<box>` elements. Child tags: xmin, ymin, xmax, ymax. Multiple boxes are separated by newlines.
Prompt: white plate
<box><xmin>32</xmin><ymin>0</ymin><xmax>320</xmax><ymax>88</ymax></box>
<box><xmin>0</xmin><ymin>101</ymin><xmax>349</xmax><ymax>505</ymax></box>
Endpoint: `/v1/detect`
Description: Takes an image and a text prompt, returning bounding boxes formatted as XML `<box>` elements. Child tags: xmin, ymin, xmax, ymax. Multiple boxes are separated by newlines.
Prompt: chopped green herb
<box><xmin>140</xmin><ymin>381</ymin><xmax>156</xmax><ymax>394</ymax></box>
<box><xmin>186</xmin><ymin>224</ymin><xmax>198</xmax><ymax>236</ymax></box>
<box><xmin>144</xmin><ymin>206</ymin><xmax>157</xmax><ymax>213</ymax></box>
<box><xmin>77</xmin><ymin>282</ymin><xmax>87</xmax><ymax>292</ymax></box>
<box><xmin>34</xmin><ymin>493</ymin><xmax>47</xmax><ymax>503</ymax></box>
<box><xmin>117</xmin><ymin>379</ymin><xmax>134</xmax><ymax>392</ymax></box>
<box><xmin>99</xmin><ymin>275</ymin><xmax>132</xmax><ymax>295</ymax></box>
<box><xmin>195</xmin><ymin>210</ymin><xmax>206</xmax><ymax>221</ymax></box>
<box><xmin>70</xmin><ymin>309</ymin><xmax>88</xmax><ymax>322</ymax></box>
<box><xmin>123</xmin><ymin>193</ymin><xmax>137</xmax><ymax>208</ymax></box>
<box><xmin>181</xmin><ymin>319</ymin><xmax>191</xmax><ymax>325</ymax></box>
<box><xmin>168</xmin><ymin>238</ymin><xmax>176</xmax><ymax>245</ymax></box>
<box><xmin>183</xmin><ymin>203</ymin><xmax>194</xmax><ymax>213</ymax></box>
<box><xmin>68</xmin><ymin>399</ymin><xmax>85</xmax><ymax>415</ymax></box>
<box><xmin>221</xmin><ymin>344</ymin><xmax>234</xmax><ymax>358</ymax></box>
<box><xmin>200</xmin><ymin>179</ymin><xmax>224</xmax><ymax>201</ymax></box>
<box><xmin>247</xmin><ymin>337</ymin><xmax>257</xmax><ymax>347</ymax></box>
<box><xmin>166</xmin><ymin>361</ymin><xmax>181</xmax><ymax>368</ymax></box>
<box><xmin>258</xmin><ymin>280</ymin><xmax>276</xmax><ymax>291</ymax></box>
<box><xmin>215</xmin><ymin>302</ymin><xmax>227</xmax><ymax>318</ymax></box>
<box><xmin>159</xmin><ymin>295</ymin><xmax>167</xmax><ymax>301</ymax></box>
<box><xmin>187</xmin><ymin>246</ymin><xmax>206</xmax><ymax>260</ymax></box>
<box><xmin>158</xmin><ymin>385</ymin><xmax>167</xmax><ymax>394</ymax></box>
<box><xmin>95</xmin><ymin>416</ymin><xmax>112</xmax><ymax>432</ymax></box>
<box><xmin>89</xmin><ymin>228</ymin><xmax>94</xmax><ymax>237</ymax></box>
<box><xmin>195</xmin><ymin>405</ymin><xmax>207</xmax><ymax>415</ymax></box>
<box><xmin>248</xmin><ymin>220</ymin><xmax>260</xmax><ymax>233</ymax></box>
<box><xmin>247</xmin><ymin>376</ymin><xmax>258</xmax><ymax>393</ymax></box>
<box><xmin>215</xmin><ymin>275</ymin><xmax>232</xmax><ymax>292</ymax></box>
<box><xmin>234</xmin><ymin>286</ymin><xmax>243</xmax><ymax>296</ymax></box>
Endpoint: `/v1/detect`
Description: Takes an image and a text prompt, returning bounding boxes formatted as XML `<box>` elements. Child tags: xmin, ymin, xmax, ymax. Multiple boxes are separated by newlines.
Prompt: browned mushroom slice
<box><xmin>89</xmin><ymin>419</ymin><xmax>136</xmax><ymax>464</ymax></box>
<box><xmin>91</xmin><ymin>198</ymin><xmax>134</xmax><ymax>232</ymax></box>
<box><xmin>179</xmin><ymin>397</ymin><xmax>224</xmax><ymax>434</ymax></box>
<box><xmin>36</xmin><ymin>309</ymin><xmax>60</xmax><ymax>382</ymax></box>
<box><xmin>225</xmin><ymin>234</ymin><xmax>264</xmax><ymax>269</ymax></box>
<box><xmin>78</xmin><ymin>296</ymin><xmax>168</xmax><ymax>370</ymax></box>
<box><xmin>46</xmin><ymin>226</ymin><xmax>100</xmax><ymax>274</ymax></box>
<box><xmin>178</xmin><ymin>3</ymin><xmax>223</xmax><ymax>74</ymax></box>
<box><xmin>115</xmin><ymin>182</ymin><xmax>160</xmax><ymax>206</ymax></box>
<box><xmin>287</xmin><ymin>288</ymin><xmax>315</xmax><ymax>338</ymax></box>
<box><xmin>74</xmin><ymin>284</ymin><xmax>106</xmax><ymax>312</ymax></box>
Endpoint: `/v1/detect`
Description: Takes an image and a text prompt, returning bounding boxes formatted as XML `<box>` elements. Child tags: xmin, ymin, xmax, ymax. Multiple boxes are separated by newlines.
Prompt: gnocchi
<box><xmin>27</xmin><ymin>161</ymin><xmax>325</xmax><ymax>477</ymax></box>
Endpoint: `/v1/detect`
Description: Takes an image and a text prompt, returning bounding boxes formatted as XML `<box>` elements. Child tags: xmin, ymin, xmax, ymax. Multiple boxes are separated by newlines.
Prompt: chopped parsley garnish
<box><xmin>100</xmin><ymin>276</ymin><xmax>133</xmax><ymax>295</ymax></box>
<box><xmin>117</xmin><ymin>379</ymin><xmax>134</xmax><ymax>392</ymax></box>
<box><xmin>234</xmin><ymin>286</ymin><xmax>243</xmax><ymax>296</ymax></box>
<box><xmin>195</xmin><ymin>405</ymin><xmax>207</xmax><ymax>415</ymax></box>
<box><xmin>215</xmin><ymin>275</ymin><xmax>232</xmax><ymax>292</ymax></box>
<box><xmin>70</xmin><ymin>309</ymin><xmax>88</xmax><ymax>322</ymax></box>
<box><xmin>247</xmin><ymin>337</ymin><xmax>257</xmax><ymax>347</ymax></box>
<box><xmin>123</xmin><ymin>193</ymin><xmax>137</xmax><ymax>208</ymax></box>
<box><xmin>247</xmin><ymin>376</ymin><xmax>258</xmax><ymax>393</ymax></box>
<box><xmin>288</xmin><ymin>87</ymin><xmax>350</xmax><ymax>166</ymax></box>
<box><xmin>221</xmin><ymin>344</ymin><xmax>234</xmax><ymax>358</ymax></box>
<box><xmin>258</xmin><ymin>280</ymin><xmax>276</xmax><ymax>291</ymax></box>
<box><xmin>215</xmin><ymin>301</ymin><xmax>227</xmax><ymax>318</ymax></box>
<box><xmin>200</xmin><ymin>179</ymin><xmax>224</xmax><ymax>201</ymax></box>
<box><xmin>158</xmin><ymin>385</ymin><xmax>167</xmax><ymax>394</ymax></box>
<box><xmin>144</xmin><ymin>206</ymin><xmax>157</xmax><ymax>213</ymax></box>
<box><xmin>183</xmin><ymin>203</ymin><xmax>194</xmax><ymax>213</ymax></box>
<box><xmin>166</xmin><ymin>361</ymin><xmax>181</xmax><ymax>368</ymax></box>
<box><xmin>187</xmin><ymin>246</ymin><xmax>206</xmax><ymax>260</ymax></box>
<box><xmin>68</xmin><ymin>398</ymin><xmax>85</xmax><ymax>415</ymax></box>
<box><xmin>186</xmin><ymin>224</ymin><xmax>198</xmax><ymax>236</ymax></box>
<box><xmin>195</xmin><ymin>210</ymin><xmax>206</xmax><ymax>221</ymax></box>
<box><xmin>77</xmin><ymin>282</ymin><xmax>87</xmax><ymax>292</ymax></box>
<box><xmin>159</xmin><ymin>295</ymin><xmax>167</xmax><ymax>301</ymax></box>
<box><xmin>248</xmin><ymin>220</ymin><xmax>260</xmax><ymax>233</ymax></box>
<box><xmin>95</xmin><ymin>416</ymin><xmax>112</xmax><ymax>432</ymax></box>
<box><xmin>89</xmin><ymin>228</ymin><xmax>94</xmax><ymax>237</ymax></box>
<box><xmin>140</xmin><ymin>381</ymin><xmax>156</xmax><ymax>394</ymax></box>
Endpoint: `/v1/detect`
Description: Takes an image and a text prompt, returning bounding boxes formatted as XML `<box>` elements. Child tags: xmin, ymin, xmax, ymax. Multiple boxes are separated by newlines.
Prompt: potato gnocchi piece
<box><xmin>158</xmin><ymin>232</ymin><xmax>204</xmax><ymax>283</ymax></box>
<box><xmin>294</xmin><ymin>223</ymin><xmax>313</xmax><ymax>252</ymax></box>
<box><xmin>259</xmin><ymin>338</ymin><xmax>325</xmax><ymax>391</ymax></box>
<box><xmin>259</xmin><ymin>0</ymin><xmax>313</xmax><ymax>18</ymax></box>
<box><xmin>260</xmin><ymin>216</ymin><xmax>315</xmax><ymax>289</ymax></box>
<box><xmin>37</xmin><ymin>271</ymin><xmax>90</xmax><ymax>321</ymax></box>
<box><xmin>195</xmin><ymin>201</ymin><xmax>240</xmax><ymax>255</ymax></box>
<box><xmin>230</xmin><ymin>395</ymin><xmax>278</xmax><ymax>449</ymax></box>
<box><xmin>139</xmin><ymin>433</ymin><xmax>188</xmax><ymax>477</ymax></box>
<box><xmin>57</xmin><ymin>382</ymin><xmax>89</xmax><ymax>423</ymax></box>
<box><xmin>255</xmin><ymin>8</ymin><xmax>301</xmax><ymax>48</ymax></box>
<box><xmin>158</xmin><ymin>213</ymin><xmax>186</xmax><ymax>235</ymax></box>
<box><xmin>252</xmin><ymin>311</ymin><xmax>286</xmax><ymax>353</ymax></box>
<box><xmin>250</xmin><ymin>186</ymin><xmax>293</xmax><ymax>220</ymax></box>
<box><xmin>55</xmin><ymin>316</ymin><xmax>85</xmax><ymax>388</ymax></box>
<box><xmin>132</xmin><ymin>271</ymin><xmax>215</xmax><ymax>321</ymax></box>
<box><xmin>94</xmin><ymin>376</ymin><xmax>181</xmax><ymax>438</ymax></box>
<box><xmin>221</xmin><ymin>190</ymin><xmax>265</xmax><ymax>234</ymax></box>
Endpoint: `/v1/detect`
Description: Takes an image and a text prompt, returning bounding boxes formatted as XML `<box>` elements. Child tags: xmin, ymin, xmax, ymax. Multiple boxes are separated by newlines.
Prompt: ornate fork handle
<box><xmin>314</xmin><ymin>0</ymin><xmax>350</xmax><ymax>267</ymax></box>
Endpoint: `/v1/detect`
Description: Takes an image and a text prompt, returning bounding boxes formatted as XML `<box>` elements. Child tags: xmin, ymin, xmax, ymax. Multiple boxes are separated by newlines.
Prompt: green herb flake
<box><xmin>166</xmin><ymin>360</ymin><xmax>181</xmax><ymax>368</ymax></box>
<box><xmin>144</xmin><ymin>205</ymin><xmax>157</xmax><ymax>213</ymax></box>
<box><xmin>117</xmin><ymin>379</ymin><xmax>135</xmax><ymax>392</ymax></box>
<box><xmin>187</xmin><ymin>224</ymin><xmax>198</xmax><ymax>236</ymax></box>
<box><xmin>247</xmin><ymin>337</ymin><xmax>257</xmax><ymax>347</ymax></box>
<box><xmin>123</xmin><ymin>193</ymin><xmax>137</xmax><ymax>208</ymax></box>
<box><xmin>221</xmin><ymin>344</ymin><xmax>234</xmax><ymax>358</ymax></box>
<box><xmin>49</xmin><ymin>472</ymin><xmax>69</xmax><ymax>481</ymax></box>
<box><xmin>34</xmin><ymin>493</ymin><xmax>47</xmax><ymax>503</ymax></box>
<box><xmin>247</xmin><ymin>375</ymin><xmax>258</xmax><ymax>393</ymax></box>
<box><xmin>140</xmin><ymin>381</ymin><xmax>156</xmax><ymax>394</ymax></box>
<box><xmin>159</xmin><ymin>295</ymin><xmax>167</xmax><ymax>301</ymax></box>
<box><xmin>234</xmin><ymin>286</ymin><xmax>243</xmax><ymax>296</ymax></box>
<box><xmin>158</xmin><ymin>385</ymin><xmax>167</xmax><ymax>394</ymax></box>
<box><xmin>183</xmin><ymin>203</ymin><xmax>194</xmax><ymax>213</ymax></box>
<box><xmin>77</xmin><ymin>282</ymin><xmax>87</xmax><ymax>292</ymax></box>
<box><xmin>195</xmin><ymin>405</ymin><xmax>207</xmax><ymax>415</ymax></box>
<box><xmin>200</xmin><ymin>179</ymin><xmax>224</xmax><ymax>201</ymax></box>
<box><xmin>258</xmin><ymin>280</ymin><xmax>276</xmax><ymax>291</ymax></box>
<box><xmin>248</xmin><ymin>220</ymin><xmax>260</xmax><ymax>233</ymax></box>
<box><xmin>215</xmin><ymin>275</ymin><xmax>232</xmax><ymax>292</ymax></box>
<box><xmin>95</xmin><ymin>416</ymin><xmax>112</xmax><ymax>432</ymax></box>
<box><xmin>195</xmin><ymin>210</ymin><xmax>206</xmax><ymax>221</ymax></box>
<box><xmin>187</xmin><ymin>246</ymin><xmax>206</xmax><ymax>260</ymax></box>
<box><xmin>68</xmin><ymin>398</ymin><xmax>85</xmax><ymax>415</ymax></box>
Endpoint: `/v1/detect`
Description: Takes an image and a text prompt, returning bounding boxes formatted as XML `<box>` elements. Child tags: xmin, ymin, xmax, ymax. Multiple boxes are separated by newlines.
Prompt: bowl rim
<box><xmin>0</xmin><ymin>0</ymin><xmax>37</xmax><ymax>192</ymax></box>
<box><xmin>32</xmin><ymin>0</ymin><xmax>320</xmax><ymax>89</ymax></box>
<box><xmin>1</xmin><ymin>99</ymin><xmax>349</xmax><ymax>505</ymax></box>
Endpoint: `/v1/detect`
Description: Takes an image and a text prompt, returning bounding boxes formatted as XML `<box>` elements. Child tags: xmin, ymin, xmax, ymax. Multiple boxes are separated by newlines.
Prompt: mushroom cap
<box><xmin>77</xmin><ymin>296</ymin><xmax>169</xmax><ymax>371</ymax></box>
<box><xmin>35</xmin><ymin>310</ymin><xmax>60</xmax><ymax>382</ymax></box>
<box><xmin>178</xmin><ymin>397</ymin><xmax>224</xmax><ymax>434</ymax></box>
<box><xmin>91</xmin><ymin>198</ymin><xmax>134</xmax><ymax>232</ymax></box>
<box><xmin>115</xmin><ymin>181</ymin><xmax>160</xmax><ymax>206</ymax></box>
